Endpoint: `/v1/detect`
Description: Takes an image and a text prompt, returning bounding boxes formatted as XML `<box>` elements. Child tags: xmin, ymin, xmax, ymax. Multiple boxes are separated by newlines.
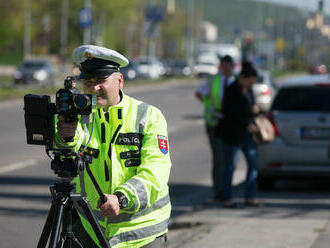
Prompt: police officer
<box><xmin>195</xmin><ymin>55</ymin><xmax>235</xmax><ymax>201</ymax></box>
<box><xmin>56</xmin><ymin>45</ymin><xmax>172</xmax><ymax>248</ymax></box>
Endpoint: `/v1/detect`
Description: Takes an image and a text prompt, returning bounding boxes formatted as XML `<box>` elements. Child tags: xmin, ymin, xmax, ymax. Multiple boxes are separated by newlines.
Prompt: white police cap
<box><xmin>72</xmin><ymin>45</ymin><xmax>129</xmax><ymax>79</ymax></box>
<box><xmin>73</xmin><ymin>45</ymin><xmax>129</xmax><ymax>67</ymax></box>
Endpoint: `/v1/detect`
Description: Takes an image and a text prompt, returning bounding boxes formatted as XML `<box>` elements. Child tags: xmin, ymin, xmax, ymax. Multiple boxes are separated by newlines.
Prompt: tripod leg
<box><xmin>37</xmin><ymin>202</ymin><xmax>56</xmax><ymax>248</ymax></box>
<box><xmin>48</xmin><ymin>201</ymin><xmax>65</xmax><ymax>248</ymax></box>
<box><xmin>77</xmin><ymin>198</ymin><xmax>111</xmax><ymax>248</ymax></box>
<box><xmin>58</xmin><ymin>201</ymin><xmax>83</xmax><ymax>248</ymax></box>
<box><xmin>58</xmin><ymin>238</ymin><xmax>83</xmax><ymax>248</ymax></box>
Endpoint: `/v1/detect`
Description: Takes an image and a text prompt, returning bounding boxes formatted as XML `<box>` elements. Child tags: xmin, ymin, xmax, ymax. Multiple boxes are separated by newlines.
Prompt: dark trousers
<box><xmin>206</xmin><ymin>124</ymin><xmax>224</xmax><ymax>196</ymax></box>
<box><xmin>71</xmin><ymin>216</ymin><xmax>167</xmax><ymax>248</ymax></box>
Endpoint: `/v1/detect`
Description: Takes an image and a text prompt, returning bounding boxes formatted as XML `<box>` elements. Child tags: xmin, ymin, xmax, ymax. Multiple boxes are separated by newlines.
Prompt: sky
<box><xmin>257</xmin><ymin>0</ymin><xmax>330</xmax><ymax>13</ymax></box>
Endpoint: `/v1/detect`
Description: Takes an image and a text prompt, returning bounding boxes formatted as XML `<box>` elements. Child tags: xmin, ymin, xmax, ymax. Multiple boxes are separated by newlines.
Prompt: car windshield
<box><xmin>272</xmin><ymin>86</ymin><xmax>330</xmax><ymax>112</ymax></box>
<box><xmin>21</xmin><ymin>62</ymin><xmax>46</xmax><ymax>69</ymax></box>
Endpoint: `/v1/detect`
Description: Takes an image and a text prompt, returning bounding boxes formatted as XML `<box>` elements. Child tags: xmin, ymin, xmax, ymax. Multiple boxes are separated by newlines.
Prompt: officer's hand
<box><xmin>57</xmin><ymin>115</ymin><xmax>78</xmax><ymax>141</ymax></box>
<box><xmin>97</xmin><ymin>194</ymin><xmax>120</xmax><ymax>218</ymax></box>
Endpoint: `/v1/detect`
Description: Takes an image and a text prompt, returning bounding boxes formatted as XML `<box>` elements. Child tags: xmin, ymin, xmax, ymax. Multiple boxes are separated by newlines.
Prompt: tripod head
<box><xmin>49</xmin><ymin>149</ymin><xmax>92</xmax><ymax>179</ymax></box>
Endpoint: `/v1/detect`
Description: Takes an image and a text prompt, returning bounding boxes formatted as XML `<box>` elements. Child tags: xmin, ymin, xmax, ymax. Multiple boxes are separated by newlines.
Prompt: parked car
<box><xmin>136</xmin><ymin>56</ymin><xmax>165</xmax><ymax>79</ymax></box>
<box><xmin>258</xmin><ymin>74</ymin><xmax>330</xmax><ymax>190</ymax></box>
<box><xmin>14</xmin><ymin>60</ymin><xmax>56</xmax><ymax>86</ymax></box>
<box><xmin>120</xmin><ymin>60</ymin><xmax>139</xmax><ymax>81</ymax></box>
<box><xmin>252</xmin><ymin>69</ymin><xmax>275</xmax><ymax>112</ymax></box>
<box><xmin>194</xmin><ymin>53</ymin><xmax>219</xmax><ymax>77</ymax></box>
<box><xmin>164</xmin><ymin>59</ymin><xmax>192</xmax><ymax>77</ymax></box>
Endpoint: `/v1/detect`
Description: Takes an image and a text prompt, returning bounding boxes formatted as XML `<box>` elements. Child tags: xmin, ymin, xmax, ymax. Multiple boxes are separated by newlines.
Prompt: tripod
<box><xmin>37</xmin><ymin>153</ymin><xmax>111</xmax><ymax>248</ymax></box>
<box><xmin>37</xmin><ymin>180</ymin><xmax>110</xmax><ymax>248</ymax></box>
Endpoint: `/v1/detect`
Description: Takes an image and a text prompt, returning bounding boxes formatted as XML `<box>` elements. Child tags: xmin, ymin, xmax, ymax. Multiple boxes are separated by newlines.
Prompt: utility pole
<box><xmin>186</xmin><ymin>0</ymin><xmax>195</xmax><ymax>68</ymax></box>
<box><xmin>24</xmin><ymin>0</ymin><xmax>31</xmax><ymax>59</ymax></box>
<box><xmin>148</xmin><ymin>0</ymin><xmax>156</xmax><ymax>58</ymax></box>
<box><xmin>60</xmin><ymin>0</ymin><xmax>69</xmax><ymax>72</ymax></box>
<box><xmin>83</xmin><ymin>0</ymin><xmax>92</xmax><ymax>44</ymax></box>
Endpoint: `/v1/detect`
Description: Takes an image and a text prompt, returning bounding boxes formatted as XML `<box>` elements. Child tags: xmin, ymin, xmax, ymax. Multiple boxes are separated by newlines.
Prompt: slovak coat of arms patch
<box><xmin>157</xmin><ymin>135</ymin><xmax>168</xmax><ymax>154</ymax></box>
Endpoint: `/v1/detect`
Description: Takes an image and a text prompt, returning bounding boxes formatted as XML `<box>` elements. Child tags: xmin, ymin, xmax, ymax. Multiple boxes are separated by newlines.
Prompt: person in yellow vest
<box><xmin>195</xmin><ymin>55</ymin><xmax>235</xmax><ymax>201</ymax></box>
<box><xmin>55</xmin><ymin>45</ymin><xmax>172</xmax><ymax>248</ymax></box>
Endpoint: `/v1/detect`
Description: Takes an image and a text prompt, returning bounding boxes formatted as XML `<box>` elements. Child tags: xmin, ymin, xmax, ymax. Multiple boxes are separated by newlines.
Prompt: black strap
<box><xmin>118</xmin><ymin>109</ymin><xmax>122</xmax><ymax>120</ymax></box>
<box><xmin>108</xmin><ymin>125</ymin><xmax>122</xmax><ymax>159</ymax></box>
<box><xmin>104</xmin><ymin>160</ymin><xmax>110</xmax><ymax>181</ymax></box>
<box><xmin>120</xmin><ymin>150</ymin><xmax>140</xmax><ymax>159</ymax></box>
<box><xmin>101</xmin><ymin>123</ymin><xmax>106</xmax><ymax>143</ymax></box>
<box><xmin>104</xmin><ymin>112</ymin><xmax>109</xmax><ymax>122</ymax></box>
<box><xmin>125</xmin><ymin>159</ymin><xmax>141</xmax><ymax>167</ymax></box>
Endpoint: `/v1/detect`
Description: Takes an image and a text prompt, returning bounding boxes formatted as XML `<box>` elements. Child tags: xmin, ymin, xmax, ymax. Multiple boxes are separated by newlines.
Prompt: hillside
<box><xmin>177</xmin><ymin>0</ymin><xmax>309</xmax><ymax>42</ymax></box>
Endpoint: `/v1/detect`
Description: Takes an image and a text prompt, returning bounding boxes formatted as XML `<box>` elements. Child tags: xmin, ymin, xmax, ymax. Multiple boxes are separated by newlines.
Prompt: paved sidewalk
<box><xmin>167</xmin><ymin>156</ymin><xmax>330</xmax><ymax>248</ymax></box>
<box><xmin>169</xmin><ymin>200</ymin><xmax>330</xmax><ymax>248</ymax></box>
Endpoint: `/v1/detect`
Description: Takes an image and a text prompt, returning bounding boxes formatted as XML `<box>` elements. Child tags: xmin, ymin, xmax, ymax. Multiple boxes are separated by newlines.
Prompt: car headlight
<box><xmin>34</xmin><ymin>70</ymin><xmax>47</xmax><ymax>81</ymax></box>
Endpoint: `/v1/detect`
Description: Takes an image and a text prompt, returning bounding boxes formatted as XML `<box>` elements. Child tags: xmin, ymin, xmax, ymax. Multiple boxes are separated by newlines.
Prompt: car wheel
<box><xmin>258</xmin><ymin>176</ymin><xmax>276</xmax><ymax>191</ymax></box>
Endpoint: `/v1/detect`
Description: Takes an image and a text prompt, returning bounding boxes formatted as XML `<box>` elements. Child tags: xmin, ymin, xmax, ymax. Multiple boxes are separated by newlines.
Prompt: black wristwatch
<box><xmin>114</xmin><ymin>192</ymin><xmax>128</xmax><ymax>209</ymax></box>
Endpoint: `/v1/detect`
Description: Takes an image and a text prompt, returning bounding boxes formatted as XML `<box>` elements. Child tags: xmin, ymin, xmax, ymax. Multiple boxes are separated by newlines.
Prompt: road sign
<box><xmin>79</xmin><ymin>8</ymin><xmax>93</xmax><ymax>28</ymax></box>
<box><xmin>145</xmin><ymin>5</ymin><xmax>164</xmax><ymax>23</ymax></box>
<box><xmin>275</xmin><ymin>38</ymin><xmax>285</xmax><ymax>53</ymax></box>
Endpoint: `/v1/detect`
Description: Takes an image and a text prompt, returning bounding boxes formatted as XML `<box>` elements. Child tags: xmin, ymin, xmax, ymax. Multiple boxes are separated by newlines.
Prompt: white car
<box><xmin>136</xmin><ymin>56</ymin><xmax>165</xmax><ymax>79</ymax></box>
<box><xmin>194</xmin><ymin>53</ymin><xmax>219</xmax><ymax>77</ymax></box>
<box><xmin>258</xmin><ymin>74</ymin><xmax>330</xmax><ymax>190</ymax></box>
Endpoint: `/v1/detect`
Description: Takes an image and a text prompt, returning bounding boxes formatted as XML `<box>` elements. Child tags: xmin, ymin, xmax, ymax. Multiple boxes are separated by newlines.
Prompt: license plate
<box><xmin>301</xmin><ymin>127</ymin><xmax>330</xmax><ymax>140</ymax></box>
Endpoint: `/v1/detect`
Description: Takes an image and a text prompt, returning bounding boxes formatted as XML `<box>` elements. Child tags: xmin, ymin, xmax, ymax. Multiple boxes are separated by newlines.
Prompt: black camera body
<box><xmin>24</xmin><ymin>76</ymin><xmax>96</xmax><ymax>149</ymax></box>
<box><xmin>56</xmin><ymin>77</ymin><xmax>94</xmax><ymax>121</ymax></box>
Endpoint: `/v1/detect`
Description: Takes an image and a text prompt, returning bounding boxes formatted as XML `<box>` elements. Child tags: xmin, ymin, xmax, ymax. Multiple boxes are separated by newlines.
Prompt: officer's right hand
<box><xmin>57</xmin><ymin>115</ymin><xmax>78</xmax><ymax>142</ymax></box>
<box><xmin>97</xmin><ymin>194</ymin><xmax>120</xmax><ymax>218</ymax></box>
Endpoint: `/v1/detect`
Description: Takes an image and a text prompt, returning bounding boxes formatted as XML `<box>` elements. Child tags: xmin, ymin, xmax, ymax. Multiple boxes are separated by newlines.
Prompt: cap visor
<box><xmin>79</xmin><ymin>69</ymin><xmax>118</xmax><ymax>79</ymax></box>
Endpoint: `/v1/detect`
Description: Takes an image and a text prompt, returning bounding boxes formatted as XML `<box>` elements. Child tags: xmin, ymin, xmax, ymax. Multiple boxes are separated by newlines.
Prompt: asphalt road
<box><xmin>0</xmin><ymin>78</ymin><xmax>330</xmax><ymax>248</ymax></box>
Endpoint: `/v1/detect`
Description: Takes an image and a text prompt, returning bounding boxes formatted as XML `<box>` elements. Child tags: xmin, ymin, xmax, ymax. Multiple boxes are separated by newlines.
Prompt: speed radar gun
<box><xmin>23</xmin><ymin>76</ymin><xmax>110</xmax><ymax>248</ymax></box>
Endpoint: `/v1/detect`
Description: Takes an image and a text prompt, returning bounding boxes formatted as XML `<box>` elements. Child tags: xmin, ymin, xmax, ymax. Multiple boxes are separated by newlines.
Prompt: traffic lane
<box><xmin>0</xmin><ymin>158</ymin><xmax>54</xmax><ymax>248</ymax></box>
<box><xmin>0</xmin><ymin>98</ymin><xmax>45</xmax><ymax>167</ymax></box>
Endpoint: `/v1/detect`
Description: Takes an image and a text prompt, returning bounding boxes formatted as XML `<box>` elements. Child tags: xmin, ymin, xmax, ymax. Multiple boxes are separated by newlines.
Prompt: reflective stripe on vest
<box><xmin>124</xmin><ymin>177</ymin><xmax>148</xmax><ymax>211</ymax></box>
<box><xmin>203</xmin><ymin>75</ymin><xmax>221</xmax><ymax>126</ymax></box>
<box><xmin>109</xmin><ymin>218</ymin><xmax>169</xmax><ymax>247</ymax></box>
<box><xmin>108</xmin><ymin>194</ymin><xmax>170</xmax><ymax>224</ymax></box>
<box><xmin>136</xmin><ymin>103</ymin><xmax>149</xmax><ymax>133</ymax></box>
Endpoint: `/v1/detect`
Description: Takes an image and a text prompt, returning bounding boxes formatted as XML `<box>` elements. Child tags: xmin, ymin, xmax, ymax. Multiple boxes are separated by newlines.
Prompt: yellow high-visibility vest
<box><xmin>55</xmin><ymin>91</ymin><xmax>172</xmax><ymax>247</ymax></box>
<box><xmin>203</xmin><ymin>75</ymin><xmax>234</xmax><ymax>126</ymax></box>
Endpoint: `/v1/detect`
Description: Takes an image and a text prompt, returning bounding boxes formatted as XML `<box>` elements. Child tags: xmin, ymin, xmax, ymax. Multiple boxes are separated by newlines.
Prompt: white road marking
<box><xmin>0</xmin><ymin>159</ymin><xmax>39</xmax><ymax>174</ymax></box>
